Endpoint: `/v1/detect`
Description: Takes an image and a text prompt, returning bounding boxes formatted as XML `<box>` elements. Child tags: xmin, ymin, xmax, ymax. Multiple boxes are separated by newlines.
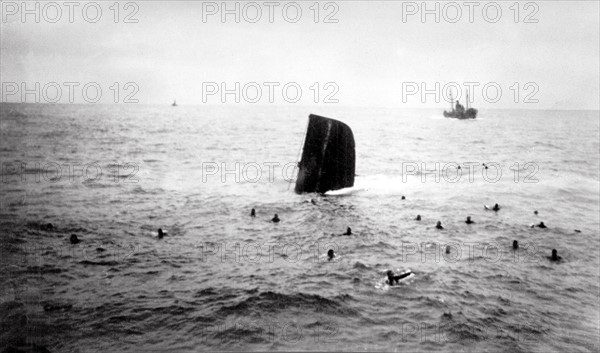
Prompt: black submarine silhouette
<box><xmin>294</xmin><ymin>114</ymin><xmax>355</xmax><ymax>194</ymax></box>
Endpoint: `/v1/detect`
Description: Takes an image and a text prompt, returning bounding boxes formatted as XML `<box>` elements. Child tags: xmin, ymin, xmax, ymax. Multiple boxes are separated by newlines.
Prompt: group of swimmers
<box><xmin>419</xmin><ymin>204</ymin><xmax>561</xmax><ymax>261</ymax></box>
<box><xmin>149</xmin><ymin>203</ymin><xmax>564</xmax><ymax>285</ymax></box>
<box><xmin>250</xmin><ymin>208</ymin><xmax>279</xmax><ymax>223</ymax></box>
<box><xmin>254</xmin><ymin>202</ymin><xmax>562</xmax><ymax>262</ymax></box>
<box><xmin>244</xmin><ymin>203</ymin><xmax>563</xmax><ymax>286</ymax></box>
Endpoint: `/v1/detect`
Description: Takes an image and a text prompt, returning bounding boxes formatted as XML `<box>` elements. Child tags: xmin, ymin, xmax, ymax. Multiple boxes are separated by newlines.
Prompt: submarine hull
<box><xmin>294</xmin><ymin>114</ymin><xmax>355</xmax><ymax>194</ymax></box>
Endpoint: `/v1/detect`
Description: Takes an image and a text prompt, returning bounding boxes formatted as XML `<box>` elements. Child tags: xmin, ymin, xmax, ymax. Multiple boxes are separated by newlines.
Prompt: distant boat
<box><xmin>294</xmin><ymin>114</ymin><xmax>355</xmax><ymax>194</ymax></box>
<box><xmin>172</xmin><ymin>100</ymin><xmax>177</xmax><ymax>107</ymax></box>
<box><xmin>443</xmin><ymin>91</ymin><xmax>477</xmax><ymax>119</ymax></box>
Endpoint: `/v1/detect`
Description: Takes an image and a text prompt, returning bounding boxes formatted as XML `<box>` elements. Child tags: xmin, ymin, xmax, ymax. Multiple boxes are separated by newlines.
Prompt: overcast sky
<box><xmin>1</xmin><ymin>1</ymin><xmax>599</xmax><ymax>109</ymax></box>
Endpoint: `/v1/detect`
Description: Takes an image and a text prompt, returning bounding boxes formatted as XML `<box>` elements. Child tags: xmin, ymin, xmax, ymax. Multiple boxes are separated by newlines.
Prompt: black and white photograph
<box><xmin>1</xmin><ymin>1</ymin><xmax>599</xmax><ymax>352</ymax></box>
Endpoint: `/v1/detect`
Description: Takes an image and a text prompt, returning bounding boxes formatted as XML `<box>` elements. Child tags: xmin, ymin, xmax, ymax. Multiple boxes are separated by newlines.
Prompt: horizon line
<box><xmin>1</xmin><ymin>102</ymin><xmax>599</xmax><ymax>112</ymax></box>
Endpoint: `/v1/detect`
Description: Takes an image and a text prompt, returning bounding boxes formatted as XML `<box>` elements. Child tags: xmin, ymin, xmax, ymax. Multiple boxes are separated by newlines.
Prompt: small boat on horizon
<box><xmin>443</xmin><ymin>91</ymin><xmax>477</xmax><ymax>119</ymax></box>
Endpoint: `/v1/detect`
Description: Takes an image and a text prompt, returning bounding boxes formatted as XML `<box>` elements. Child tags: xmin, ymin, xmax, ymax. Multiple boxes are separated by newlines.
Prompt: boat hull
<box><xmin>444</xmin><ymin>108</ymin><xmax>478</xmax><ymax>119</ymax></box>
<box><xmin>294</xmin><ymin>114</ymin><xmax>355</xmax><ymax>194</ymax></box>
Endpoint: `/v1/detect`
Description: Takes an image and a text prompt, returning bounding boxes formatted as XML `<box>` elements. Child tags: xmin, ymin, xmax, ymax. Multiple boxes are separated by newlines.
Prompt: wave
<box><xmin>214</xmin><ymin>291</ymin><xmax>358</xmax><ymax>318</ymax></box>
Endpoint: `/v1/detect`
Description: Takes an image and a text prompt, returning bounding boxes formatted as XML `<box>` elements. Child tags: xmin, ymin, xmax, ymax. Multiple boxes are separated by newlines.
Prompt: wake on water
<box><xmin>324</xmin><ymin>186</ymin><xmax>366</xmax><ymax>196</ymax></box>
<box><xmin>321</xmin><ymin>176</ymin><xmax>401</xmax><ymax>196</ymax></box>
<box><xmin>325</xmin><ymin>175</ymin><xmax>426</xmax><ymax>196</ymax></box>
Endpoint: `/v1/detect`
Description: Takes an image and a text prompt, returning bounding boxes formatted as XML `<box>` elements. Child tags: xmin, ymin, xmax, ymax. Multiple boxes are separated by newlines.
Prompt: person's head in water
<box><xmin>551</xmin><ymin>249</ymin><xmax>561</xmax><ymax>261</ymax></box>
<box><xmin>445</xmin><ymin>245</ymin><xmax>451</xmax><ymax>254</ymax></box>
<box><xmin>493</xmin><ymin>203</ymin><xmax>500</xmax><ymax>211</ymax></box>
<box><xmin>386</xmin><ymin>270</ymin><xmax>395</xmax><ymax>283</ymax></box>
<box><xmin>534</xmin><ymin>210</ymin><xmax>538</xmax><ymax>215</ymax></box>
<box><xmin>401</xmin><ymin>196</ymin><xmax>406</xmax><ymax>200</ymax></box>
<box><xmin>466</xmin><ymin>216</ymin><xmax>474</xmax><ymax>224</ymax></box>
<box><xmin>158</xmin><ymin>228</ymin><xmax>165</xmax><ymax>239</ymax></box>
<box><xmin>513</xmin><ymin>240</ymin><xmax>518</xmax><ymax>250</ymax></box>
<box><xmin>415</xmin><ymin>215</ymin><xmax>421</xmax><ymax>221</ymax></box>
<box><xmin>538</xmin><ymin>222</ymin><xmax>547</xmax><ymax>228</ymax></box>
<box><xmin>70</xmin><ymin>234</ymin><xmax>80</xmax><ymax>244</ymax></box>
<box><xmin>272</xmin><ymin>214</ymin><xmax>280</xmax><ymax>223</ymax></box>
<box><xmin>250</xmin><ymin>208</ymin><xmax>256</xmax><ymax>217</ymax></box>
<box><xmin>327</xmin><ymin>249</ymin><xmax>335</xmax><ymax>261</ymax></box>
<box><xmin>436</xmin><ymin>221</ymin><xmax>444</xmax><ymax>229</ymax></box>
<box><xmin>344</xmin><ymin>227</ymin><xmax>352</xmax><ymax>235</ymax></box>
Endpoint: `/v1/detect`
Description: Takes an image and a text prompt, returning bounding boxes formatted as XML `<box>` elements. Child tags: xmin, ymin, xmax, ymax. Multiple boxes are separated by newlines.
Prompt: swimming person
<box><xmin>531</xmin><ymin>222</ymin><xmax>547</xmax><ymax>228</ymax></box>
<box><xmin>327</xmin><ymin>249</ymin><xmax>335</xmax><ymax>261</ymax></box>
<box><xmin>513</xmin><ymin>240</ymin><xmax>518</xmax><ymax>250</ymax></box>
<box><xmin>465</xmin><ymin>216</ymin><xmax>474</xmax><ymax>224</ymax></box>
<box><xmin>534</xmin><ymin>210</ymin><xmax>538</xmax><ymax>215</ymax></box>
<box><xmin>445</xmin><ymin>245</ymin><xmax>451</xmax><ymax>254</ymax></box>
<box><xmin>401</xmin><ymin>196</ymin><xmax>406</xmax><ymax>200</ymax></box>
<box><xmin>484</xmin><ymin>203</ymin><xmax>500</xmax><ymax>211</ymax></box>
<box><xmin>70</xmin><ymin>234</ymin><xmax>80</xmax><ymax>244</ymax></box>
<box><xmin>250</xmin><ymin>208</ymin><xmax>256</xmax><ymax>217</ymax></box>
<box><xmin>272</xmin><ymin>214</ymin><xmax>280</xmax><ymax>223</ymax></box>
<box><xmin>387</xmin><ymin>270</ymin><xmax>412</xmax><ymax>286</ymax></box>
<box><xmin>549</xmin><ymin>249</ymin><xmax>562</xmax><ymax>262</ymax></box>
<box><xmin>158</xmin><ymin>228</ymin><xmax>165</xmax><ymax>239</ymax></box>
<box><xmin>415</xmin><ymin>215</ymin><xmax>421</xmax><ymax>221</ymax></box>
<box><xmin>436</xmin><ymin>221</ymin><xmax>444</xmax><ymax>230</ymax></box>
<box><xmin>343</xmin><ymin>227</ymin><xmax>352</xmax><ymax>235</ymax></box>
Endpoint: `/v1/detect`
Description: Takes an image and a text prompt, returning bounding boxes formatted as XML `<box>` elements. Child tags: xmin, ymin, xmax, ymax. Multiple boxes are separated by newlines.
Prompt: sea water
<box><xmin>0</xmin><ymin>103</ymin><xmax>598</xmax><ymax>352</ymax></box>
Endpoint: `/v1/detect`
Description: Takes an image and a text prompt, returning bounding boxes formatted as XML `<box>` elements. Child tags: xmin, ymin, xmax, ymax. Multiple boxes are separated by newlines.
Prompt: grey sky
<box><xmin>1</xmin><ymin>1</ymin><xmax>599</xmax><ymax>109</ymax></box>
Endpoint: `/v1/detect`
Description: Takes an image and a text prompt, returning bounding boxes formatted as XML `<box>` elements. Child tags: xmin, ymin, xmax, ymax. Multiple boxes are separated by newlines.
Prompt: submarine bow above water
<box><xmin>294</xmin><ymin>114</ymin><xmax>356</xmax><ymax>194</ymax></box>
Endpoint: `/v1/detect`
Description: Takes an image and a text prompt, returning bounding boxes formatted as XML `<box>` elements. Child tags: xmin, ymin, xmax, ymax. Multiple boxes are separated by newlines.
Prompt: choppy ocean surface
<box><xmin>0</xmin><ymin>103</ymin><xmax>599</xmax><ymax>352</ymax></box>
